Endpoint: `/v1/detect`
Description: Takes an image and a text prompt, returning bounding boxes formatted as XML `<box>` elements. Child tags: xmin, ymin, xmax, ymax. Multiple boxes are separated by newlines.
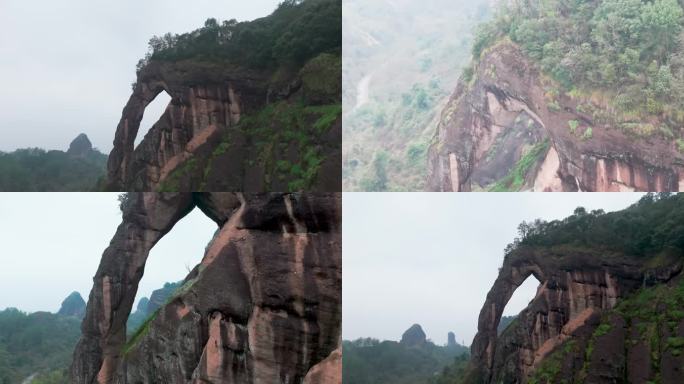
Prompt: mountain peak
<box><xmin>400</xmin><ymin>323</ymin><xmax>426</xmax><ymax>346</ymax></box>
<box><xmin>58</xmin><ymin>291</ymin><xmax>86</xmax><ymax>319</ymax></box>
<box><xmin>67</xmin><ymin>133</ymin><xmax>93</xmax><ymax>156</ymax></box>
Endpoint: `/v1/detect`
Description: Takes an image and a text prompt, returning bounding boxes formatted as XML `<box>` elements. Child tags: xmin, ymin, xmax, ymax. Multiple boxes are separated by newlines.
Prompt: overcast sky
<box><xmin>0</xmin><ymin>0</ymin><xmax>281</xmax><ymax>153</ymax></box>
<box><xmin>0</xmin><ymin>193</ymin><xmax>217</xmax><ymax>313</ymax></box>
<box><xmin>343</xmin><ymin>192</ymin><xmax>645</xmax><ymax>345</ymax></box>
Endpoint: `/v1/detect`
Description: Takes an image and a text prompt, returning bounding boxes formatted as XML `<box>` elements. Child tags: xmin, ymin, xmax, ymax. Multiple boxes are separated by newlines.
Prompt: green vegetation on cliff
<box><xmin>138</xmin><ymin>0</ymin><xmax>341</xmax><ymax>70</ymax></box>
<box><xmin>343</xmin><ymin>338</ymin><xmax>469</xmax><ymax>384</ymax></box>
<box><xmin>526</xmin><ymin>275</ymin><xmax>684</xmax><ymax>384</ymax></box>
<box><xmin>472</xmin><ymin>0</ymin><xmax>684</xmax><ymax>138</ymax></box>
<box><xmin>0</xmin><ymin>309</ymin><xmax>80</xmax><ymax>384</ymax></box>
<box><xmin>507</xmin><ymin>192</ymin><xmax>684</xmax><ymax>257</ymax></box>
<box><xmin>489</xmin><ymin>140</ymin><xmax>550</xmax><ymax>192</ymax></box>
<box><xmin>135</xmin><ymin>0</ymin><xmax>341</xmax><ymax>192</ymax></box>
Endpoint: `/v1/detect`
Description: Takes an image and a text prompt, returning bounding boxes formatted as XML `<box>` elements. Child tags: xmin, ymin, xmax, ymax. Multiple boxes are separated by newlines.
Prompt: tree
<box><xmin>641</xmin><ymin>0</ymin><xmax>683</xmax><ymax>63</ymax></box>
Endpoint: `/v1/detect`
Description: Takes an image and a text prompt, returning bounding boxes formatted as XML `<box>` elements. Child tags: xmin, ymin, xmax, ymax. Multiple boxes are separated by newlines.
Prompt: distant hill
<box><xmin>57</xmin><ymin>292</ymin><xmax>85</xmax><ymax>319</ymax></box>
<box><xmin>0</xmin><ymin>308</ymin><xmax>79</xmax><ymax>384</ymax></box>
<box><xmin>0</xmin><ymin>281</ymin><xmax>183</xmax><ymax>384</ymax></box>
<box><xmin>343</xmin><ymin>324</ymin><xmax>469</xmax><ymax>384</ymax></box>
<box><xmin>0</xmin><ymin>134</ymin><xmax>106</xmax><ymax>191</ymax></box>
<box><xmin>126</xmin><ymin>281</ymin><xmax>182</xmax><ymax>335</ymax></box>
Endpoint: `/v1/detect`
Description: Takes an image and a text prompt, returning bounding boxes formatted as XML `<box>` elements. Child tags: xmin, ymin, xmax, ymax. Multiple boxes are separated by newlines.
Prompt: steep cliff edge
<box><xmin>459</xmin><ymin>194</ymin><xmax>684</xmax><ymax>383</ymax></box>
<box><xmin>105</xmin><ymin>0</ymin><xmax>341</xmax><ymax>192</ymax></box>
<box><xmin>70</xmin><ymin>192</ymin><xmax>341</xmax><ymax>384</ymax></box>
<box><xmin>428</xmin><ymin>41</ymin><xmax>684</xmax><ymax>192</ymax></box>
<box><xmin>428</xmin><ymin>0</ymin><xmax>684</xmax><ymax>192</ymax></box>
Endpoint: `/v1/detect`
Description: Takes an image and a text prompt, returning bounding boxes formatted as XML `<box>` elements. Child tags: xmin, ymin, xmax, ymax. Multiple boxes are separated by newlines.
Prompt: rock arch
<box><xmin>71</xmin><ymin>193</ymin><xmax>342</xmax><ymax>384</ymax></box>
<box><xmin>469</xmin><ymin>248</ymin><xmax>651</xmax><ymax>383</ymax></box>
<box><xmin>427</xmin><ymin>41</ymin><xmax>684</xmax><ymax>192</ymax></box>
<box><xmin>105</xmin><ymin>62</ymin><xmax>266</xmax><ymax>191</ymax></box>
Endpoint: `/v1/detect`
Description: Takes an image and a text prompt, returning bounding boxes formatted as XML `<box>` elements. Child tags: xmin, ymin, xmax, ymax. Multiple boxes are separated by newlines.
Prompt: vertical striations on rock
<box><xmin>70</xmin><ymin>192</ymin><xmax>341</xmax><ymax>384</ymax></box>
<box><xmin>104</xmin><ymin>0</ymin><xmax>342</xmax><ymax>192</ymax></box>
<box><xmin>460</xmin><ymin>196</ymin><xmax>684</xmax><ymax>383</ymax></box>
<box><xmin>427</xmin><ymin>42</ymin><xmax>684</xmax><ymax>192</ymax></box>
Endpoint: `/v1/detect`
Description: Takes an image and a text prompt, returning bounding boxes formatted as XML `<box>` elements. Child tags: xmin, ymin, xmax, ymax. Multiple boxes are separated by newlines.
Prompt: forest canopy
<box><xmin>0</xmin><ymin>309</ymin><xmax>80</xmax><ymax>384</ymax></box>
<box><xmin>505</xmin><ymin>193</ymin><xmax>684</xmax><ymax>257</ymax></box>
<box><xmin>0</xmin><ymin>148</ymin><xmax>106</xmax><ymax>191</ymax></box>
<box><xmin>472</xmin><ymin>0</ymin><xmax>684</xmax><ymax>130</ymax></box>
<box><xmin>137</xmin><ymin>0</ymin><xmax>341</xmax><ymax>71</ymax></box>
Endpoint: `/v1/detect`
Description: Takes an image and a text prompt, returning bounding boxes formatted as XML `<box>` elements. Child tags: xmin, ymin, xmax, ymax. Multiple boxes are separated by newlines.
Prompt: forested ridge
<box><xmin>136</xmin><ymin>0</ymin><xmax>341</xmax><ymax>71</ymax></box>
<box><xmin>343</xmin><ymin>338</ymin><xmax>469</xmax><ymax>384</ymax></box>
<box><xmin>0</xmin><ymin>309</ymin><xmax>78</xmax><ymax>384</ymax></box>
<box><xmin>505</xmin><ymin>192</ymin><xmax>684</xmax><ymax>257</ymax></box>
<box><xmin>0</xmin><ymin>148</ymin><xmax>106</xmax><ymax>192</ymax></box>
<box><xmin>470</xmin><ymin>0</ymin><xmax>684</xmax><ymax>140</ymax></box>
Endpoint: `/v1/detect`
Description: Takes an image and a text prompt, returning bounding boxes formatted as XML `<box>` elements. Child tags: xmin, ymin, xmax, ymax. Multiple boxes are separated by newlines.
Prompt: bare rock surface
<box><xmin>70</xmin><ymin>193</ymin><xmax>341</xmax><ymax>384</ymax></box>
<box><xmin>428</xmin><ymin>41</ymin><xmax>684</xmax><ymax>192</ymax></box>
<box><xmin>105</xmin><ymin>56</ymin><xmax>341</xmax><ymax>192</ymax></box>
<box><xmin>464</xmin><ymin>244</ymin><xmax>683</xmax><ymax>384</ymax></box>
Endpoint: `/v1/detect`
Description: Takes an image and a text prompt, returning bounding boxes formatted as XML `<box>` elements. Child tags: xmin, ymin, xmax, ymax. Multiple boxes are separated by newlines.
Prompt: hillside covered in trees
<box><xmin>506</xmin><ymin>192</ymin><xmax>684</xmax><ymax>257</ymax></box>
<box><xmin>136</xmin><ymin>0</ymin><xmax>340</xmax><ymax>72</ymax></box>
<box><xmin>343</xmin><ymin>335</ymin><xmax>469</xmax><ymax>384</ymax></box>
<box><xmin>0</xmin><ymin>145</ymin><xmax>106</xmax><ymax>192</ymax></box>
<box><xmin>0</xmin><ymin>309</ymin><xmax>79</xmax><ymax>384</ymax></box>
<box><xmin>471</xmin><ymin>0</ymin><xmax>684</xmax><ymax>140</ymax></box>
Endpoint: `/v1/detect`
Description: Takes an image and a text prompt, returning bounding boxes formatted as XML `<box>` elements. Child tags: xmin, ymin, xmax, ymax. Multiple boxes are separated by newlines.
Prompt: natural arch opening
<box><xmin>498</xmin><ymin>274</ymin><xmax>542</xmax><ymax>335</ymax></box>
<box><xmin>126</xmin><ymin>206</ymin><xmax>217</xmax><ymax>336</ymax></box>
<box><xmin>134</xmin><ymin>90</ymin><xmax>172</xmax><ymax>148</ymax></box>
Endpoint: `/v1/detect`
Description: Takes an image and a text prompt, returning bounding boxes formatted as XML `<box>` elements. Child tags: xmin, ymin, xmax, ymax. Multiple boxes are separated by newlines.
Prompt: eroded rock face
<box><xmin>427</xmin><ymin>42</ymin><xmax>684</xmax><ymax>192</ymax></box>
<box><xmin>105</xmin><ymin>56</ymin><xmax>341</xmax><ymax>192</ymax></box>
<box><xmin>466</xmin><ymin>245</ymin><xmax>683</xmax><ymax>384</ymax></box>
<box><xmin>105</xmin><ymin>61</ymin><xmax>261</xmax><ymax>191</ymax></box>
<box><xmin>70</xmin><ymin>192</ymin><xmax>342</xmax><ymax>384</ymax></box>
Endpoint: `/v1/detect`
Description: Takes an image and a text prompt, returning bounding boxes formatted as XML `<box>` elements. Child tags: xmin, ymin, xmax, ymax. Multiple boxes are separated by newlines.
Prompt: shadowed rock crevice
<box><xmin>70</xmin><ymin>193</ymin><xmax>341</xmax><ymax>384</ymax></box>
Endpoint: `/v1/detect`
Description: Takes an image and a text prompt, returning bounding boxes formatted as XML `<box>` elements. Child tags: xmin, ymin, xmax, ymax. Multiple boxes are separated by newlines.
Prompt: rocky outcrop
<box><xmin>70</xmin><ymin>192</ymin><xmax>341</xmax><ymax>384</ymax></box>
<box><xmin>58</xmin><ymin>291</ymin><xmax>86</xmax><ymax>319</ymax></box>
<box><xmin>427</xmin><ymin>41</ymin><xmax>684</xmax><ymax>192</ymax></box>
<box><xmin>448</xmin><ymin>332</ymin><xmax>457</xmax><ymax>348</ymax></box>
<box><xmin>401</xmin><ymin>324</ymin><xmax>427</xmax><ymax>347</ymax></box>
<box><xmin>68</xmin><ymin>134</ymin><xmax>94</xmax><ymax>157</ymax></box>
<box><xmin>465</xmin><ymin>245</ymin><xmax>683</xmax><ymax>384</ymax></box>
<box><xmin>105</xmin><ymin>54</ymin><xmax>341</xmax><ymax>192</ymax></box>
